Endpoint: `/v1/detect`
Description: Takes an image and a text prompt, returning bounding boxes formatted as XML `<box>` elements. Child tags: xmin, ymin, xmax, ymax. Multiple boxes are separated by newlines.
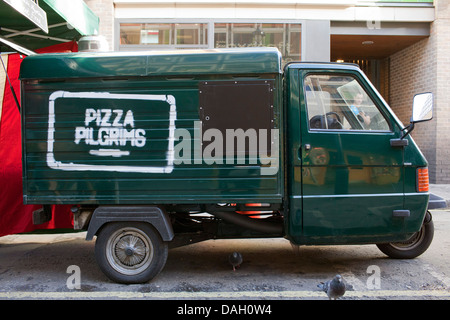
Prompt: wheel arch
<box><xmin>86</xmin><ymin>206</ymin><xmax>174</xmax><ymax>242</ymax></box>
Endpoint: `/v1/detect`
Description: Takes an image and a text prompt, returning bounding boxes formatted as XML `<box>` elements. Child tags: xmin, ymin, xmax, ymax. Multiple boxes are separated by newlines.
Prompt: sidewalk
<box><xmin>430</xmin><ymin>184</ymin><xmax>450</xmax><ymax>209</ymax></box>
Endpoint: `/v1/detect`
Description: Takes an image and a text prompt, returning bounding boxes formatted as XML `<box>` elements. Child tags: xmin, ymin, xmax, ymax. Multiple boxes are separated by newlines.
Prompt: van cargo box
<box><xmin>19</xmin><ymin>48</ymin><xmax>284</xmax><ymax>205</ymax></box>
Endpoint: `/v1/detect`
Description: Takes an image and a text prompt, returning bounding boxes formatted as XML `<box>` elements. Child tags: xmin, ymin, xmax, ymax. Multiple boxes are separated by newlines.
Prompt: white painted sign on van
<box><xmin>47</xmin><ymin>91</ymin><xmax>176</xmax><ymax>173</ymax></box>
<box><xmin>74</xmin><ymin>108</ymin><xmax>146</xmax><ymax>148</ymax></box>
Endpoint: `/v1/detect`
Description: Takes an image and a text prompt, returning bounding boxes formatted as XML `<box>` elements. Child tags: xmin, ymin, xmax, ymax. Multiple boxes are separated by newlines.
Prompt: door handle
<box><xmin>390</xmin><ymin>138</ymin><xmax>409</xmax><ymax>147</ymax></box>
<box><xmin>304</xmin><ymin>144</ymin><xmax>311</xmax><ymax>150</ymax></box>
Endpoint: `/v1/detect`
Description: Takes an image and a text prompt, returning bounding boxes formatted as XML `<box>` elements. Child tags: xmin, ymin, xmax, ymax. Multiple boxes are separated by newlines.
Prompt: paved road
<box><xmin>1</xmin><ymin>209</ymin><xmax>449</xmax><ymax>300</ymax></box>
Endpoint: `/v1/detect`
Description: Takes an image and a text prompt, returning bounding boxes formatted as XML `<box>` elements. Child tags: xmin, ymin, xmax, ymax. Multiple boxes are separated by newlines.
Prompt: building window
<box><xmin>120</xmin><ymin>23</ymin><xmax>208</xmax><ymax>49</ymax></box>
<box><xmin>214</xmin><ymin>23</ymin><xmax>301</xmax><ymax>62</ymax></box>
<box><xmin>118</xmin><ymin>21</ymin><xmax>301</xmax><ymax>62</ymax></box>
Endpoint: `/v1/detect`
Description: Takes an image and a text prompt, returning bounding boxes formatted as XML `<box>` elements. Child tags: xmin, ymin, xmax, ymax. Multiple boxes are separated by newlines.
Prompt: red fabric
<box><xmin>0</xmin><ymin>42</ymin><xmax>78</xmax><ymax>237</ymax></box>
<box><xmin>35</xmin><ymin>41</ymin><xmax>78</xmax><ymax>54</ymax></box>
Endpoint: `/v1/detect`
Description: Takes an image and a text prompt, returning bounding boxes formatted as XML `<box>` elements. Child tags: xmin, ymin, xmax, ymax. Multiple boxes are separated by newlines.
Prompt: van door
<box><xmin>288</xmin><ymin>67</ymin><xmax>406</xmax><ymax>243</ymax></box>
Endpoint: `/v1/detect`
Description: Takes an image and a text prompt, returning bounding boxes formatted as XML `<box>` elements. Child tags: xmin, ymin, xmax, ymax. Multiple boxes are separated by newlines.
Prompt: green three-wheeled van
<box><xmin>19</xmin><ymin>48</ymin><xmax>434</xmax><ymax>283</ymax></box>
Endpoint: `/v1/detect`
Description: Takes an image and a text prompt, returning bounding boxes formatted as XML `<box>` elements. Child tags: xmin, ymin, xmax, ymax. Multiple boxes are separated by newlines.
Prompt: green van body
<box><xmin>20</xmin><ymin>49</ymin><xmax>284</xmax><ymax>206</ymax></box>
<box><xmin>20</xmin><ymin>48</ymin><xmax>429</xmax><ymax>247</ymax></box>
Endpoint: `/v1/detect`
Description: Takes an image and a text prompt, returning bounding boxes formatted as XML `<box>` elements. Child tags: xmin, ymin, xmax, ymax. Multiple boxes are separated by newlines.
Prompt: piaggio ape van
<box><xmin>19</xmin><ymin>48</ymin><xmax>434</xmax><ymax>283</ymax></box>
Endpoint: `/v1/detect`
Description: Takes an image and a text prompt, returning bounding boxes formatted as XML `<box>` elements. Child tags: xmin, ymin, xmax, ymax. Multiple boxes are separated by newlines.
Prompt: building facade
<box><xmin>84</xmin><ymin>0</ymin><xmax>449</xmax><ymax>183</ymax></box>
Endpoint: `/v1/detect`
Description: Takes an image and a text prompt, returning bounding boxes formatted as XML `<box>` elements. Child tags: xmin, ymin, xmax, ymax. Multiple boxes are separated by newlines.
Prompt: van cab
<box><xmin>285</xmin><ymin>62</ymin><xmax>431</xmax><ymax>246</ymax></box>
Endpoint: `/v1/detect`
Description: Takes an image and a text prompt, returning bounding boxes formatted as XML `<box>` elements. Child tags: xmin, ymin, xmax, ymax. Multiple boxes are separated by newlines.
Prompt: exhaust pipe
<box><xmin>212</xmin><ymin>211</ymin><xmax>283</xmax><ymax>235</ymax></box>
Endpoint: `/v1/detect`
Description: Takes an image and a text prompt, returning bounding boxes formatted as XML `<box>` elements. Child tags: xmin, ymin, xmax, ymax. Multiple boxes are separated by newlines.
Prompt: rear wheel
<box><xmin>376</xmin><ymin>212</ymin><xmax>434</xmax><ymax>259</ymax></box>
<box><xmin>95</xmin><ymin>222</ymin><xmax>168</xmax><ymax>284</ymax></box>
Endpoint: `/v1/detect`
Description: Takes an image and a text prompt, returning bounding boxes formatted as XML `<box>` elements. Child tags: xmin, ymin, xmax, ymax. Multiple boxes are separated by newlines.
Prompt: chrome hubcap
<box><xmin>106</xmin><ymin>228</ymin><xmax>154</xmax><ymax>276</ymax></box>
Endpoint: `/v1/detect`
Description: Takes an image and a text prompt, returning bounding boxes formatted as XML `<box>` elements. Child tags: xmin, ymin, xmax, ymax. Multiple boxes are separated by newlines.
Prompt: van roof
<box><xmin>19</xmin><ymin>47</ymin><xmax>282</xmax><ymax>80</ymax></box>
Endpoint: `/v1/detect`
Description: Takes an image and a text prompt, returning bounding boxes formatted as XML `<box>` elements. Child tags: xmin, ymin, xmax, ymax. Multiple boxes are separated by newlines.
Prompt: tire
<box><xmin>95</xmin><ymin>222</ymin><xmax>168</xmax><ymax>284</ymax></box>
<box><xmin>376</xmin><ymin>213</ymin><xmax>434</xmax><ymax>259</ymax></box>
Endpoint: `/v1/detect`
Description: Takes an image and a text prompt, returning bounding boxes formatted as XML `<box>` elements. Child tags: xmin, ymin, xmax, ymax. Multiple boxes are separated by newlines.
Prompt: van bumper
<box><xmin>427</xmin><ymin>193</ymin><xmax>448</xmax><ymax>210</ymax></box>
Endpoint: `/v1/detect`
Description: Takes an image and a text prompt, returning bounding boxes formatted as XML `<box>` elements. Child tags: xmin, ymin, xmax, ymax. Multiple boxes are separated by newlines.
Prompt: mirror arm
<box><xmin>401</xmin><ymin>122</ymin><xmax>415</xmax><ymax>139</ymax></box>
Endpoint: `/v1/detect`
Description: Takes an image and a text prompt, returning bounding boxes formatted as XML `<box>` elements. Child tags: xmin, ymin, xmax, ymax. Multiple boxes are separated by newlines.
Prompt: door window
<box><xmin>304</xmin><ymin>74</ymin><xmax>390</xmax><ymax>131</ymax></box>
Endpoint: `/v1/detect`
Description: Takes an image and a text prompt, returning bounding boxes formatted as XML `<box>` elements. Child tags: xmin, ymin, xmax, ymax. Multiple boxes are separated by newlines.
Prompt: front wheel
<box><xmin>95</xmin><ymin>222</ymin><xmax>168</xmax><ymax>284</ymax></box>
<box><xmin>376</xmin><ymin>212</ymin><xmax>434</xmax><ymax>259</ymax></box>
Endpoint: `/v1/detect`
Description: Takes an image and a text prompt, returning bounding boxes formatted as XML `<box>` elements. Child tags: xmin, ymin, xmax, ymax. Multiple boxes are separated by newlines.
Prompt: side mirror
<box><xmin>395</xmin><ymin>92</ymin><xmax>434</xmax><ymax>142</ymax></box>
<box><xmin>411</xmin><ymin>92</ymin><xmax>433</xmax><ymax>123</ymax></box>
